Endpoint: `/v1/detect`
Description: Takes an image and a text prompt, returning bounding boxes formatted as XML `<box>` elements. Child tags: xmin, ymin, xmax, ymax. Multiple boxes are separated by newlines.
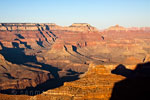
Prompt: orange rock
<box><xmin>106</xmin><ymin>24</ymin><xmax>128</xmax><ymax>31</ymax></box>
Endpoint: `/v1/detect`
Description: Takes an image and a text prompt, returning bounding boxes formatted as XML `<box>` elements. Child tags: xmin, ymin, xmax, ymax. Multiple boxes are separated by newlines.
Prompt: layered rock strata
<box><xmin>0</xmin><ymin>23</ymin><xmax>150</xmax><ymax>99</ymax></box>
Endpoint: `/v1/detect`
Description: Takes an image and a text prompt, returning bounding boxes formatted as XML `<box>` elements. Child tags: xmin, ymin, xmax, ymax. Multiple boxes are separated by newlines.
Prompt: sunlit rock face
<box><xmin>32</xmin><ymin>62</ymin><xmax>150</xmax><ymax>100</ymax></box>
<box><xmin>29</xmin><ymin>64</ymin><xmax>125</xmax><ymax>100</ymax></box>
<box><xmin>0</xmin><ymin>23</ymin><xmax>98</xmax><ymax>32</ymax></box>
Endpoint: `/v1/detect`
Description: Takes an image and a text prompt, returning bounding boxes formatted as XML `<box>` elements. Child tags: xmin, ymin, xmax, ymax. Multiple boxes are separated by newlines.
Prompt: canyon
<box><xmin>0</xmin><ymin>23</ymin><xmax>150</xmax><ymax>100</ymax></box>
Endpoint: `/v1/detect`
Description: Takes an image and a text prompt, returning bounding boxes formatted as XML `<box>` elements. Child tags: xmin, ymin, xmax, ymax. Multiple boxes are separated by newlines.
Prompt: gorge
<box><xmin>0</xmin><ymin>23</ymin><xmax>150</xmax><ymax>100</ymax></box>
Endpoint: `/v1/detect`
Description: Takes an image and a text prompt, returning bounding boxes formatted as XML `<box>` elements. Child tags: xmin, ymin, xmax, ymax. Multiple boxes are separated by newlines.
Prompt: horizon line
<box><xmin>0</xmin><ymin>22</ymin><xmax>150</xmax><ymax>30</ymax></box>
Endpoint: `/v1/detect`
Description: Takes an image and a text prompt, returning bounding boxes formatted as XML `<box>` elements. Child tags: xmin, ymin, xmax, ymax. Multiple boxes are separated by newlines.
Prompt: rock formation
<box><xmin>0</xmin><ymin>23</ymin><xmax>98</xmax><ymax>32</ymax></box>
<box><xmin>0</xmin><ymin>64</ymin><xmax>126</xmax><ymax>100</ymax></box>
<box><xmin>35</xmin><ymin>64</ymin><xmax>125</xmax><ymax>100</ymax></box>
<box><xmin>106</xmin><ymin>24</ymin><xmax>127</xmax><ymax>31</ymax></box>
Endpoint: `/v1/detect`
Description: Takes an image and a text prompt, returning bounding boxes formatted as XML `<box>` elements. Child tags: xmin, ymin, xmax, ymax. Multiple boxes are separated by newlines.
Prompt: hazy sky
<box><xmin>0</xmin><ymin>0</ymin><xmax>149</xmax><ymax>29</ymax></box>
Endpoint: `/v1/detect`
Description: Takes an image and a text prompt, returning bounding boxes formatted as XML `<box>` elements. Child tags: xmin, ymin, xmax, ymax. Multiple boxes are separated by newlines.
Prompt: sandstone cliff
<box><xmin>0</xmin><ymin>23</ymin><xmax>98</xmax><ymax>32</ymax></box>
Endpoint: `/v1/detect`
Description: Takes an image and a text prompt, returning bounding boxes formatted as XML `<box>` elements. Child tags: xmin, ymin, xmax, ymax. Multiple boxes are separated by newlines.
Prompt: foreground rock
<box><xmin>0</xmin><ymin>64</ymin><xmax>125</xmax><ymax>100</ymax></box>
<box><xmin>30</xmin><ymin>64</ymin><xmax>125</xmax><ymax>100</ymax></box>
<box><xmin>0</xmin><ymin>62</ymin><xmax>150</xmax><ymax>100</ymax></box>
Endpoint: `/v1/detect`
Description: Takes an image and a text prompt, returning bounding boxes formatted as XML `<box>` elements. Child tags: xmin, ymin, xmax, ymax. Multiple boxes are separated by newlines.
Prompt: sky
<box><xmin>0</xmin><ymin>0</ymin><xmax>149</xmax><ymax>29</ymax></box>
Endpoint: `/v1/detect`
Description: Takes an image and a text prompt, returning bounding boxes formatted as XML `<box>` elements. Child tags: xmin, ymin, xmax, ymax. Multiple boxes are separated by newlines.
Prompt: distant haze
<box><xmin>0</xmin><ymin>0</ymin><xmax>149</xmax><ymax>29</ymax></box>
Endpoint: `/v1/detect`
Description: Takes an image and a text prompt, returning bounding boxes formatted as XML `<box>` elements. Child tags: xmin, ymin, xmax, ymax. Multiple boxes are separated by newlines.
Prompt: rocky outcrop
<box><xmin>68</xmin><ymin>23</ymin><xmax>98</xmax><ymax>32</ymax></box>
<box><xmin>27</xmin><ymin>64</ymin><xmax>125</xmax><ymax>100</ymax></box>
<box><xmin>32</xmin><ymin>62</ymin><xmax>149</xmax><ymax>100</ymax></box>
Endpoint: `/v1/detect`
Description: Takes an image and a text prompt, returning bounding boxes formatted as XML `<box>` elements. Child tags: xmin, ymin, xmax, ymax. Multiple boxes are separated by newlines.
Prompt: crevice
<box><xmin>36</xmin><ymin>38</ymin><xmax>44</xmax><ymax>47</ymax></box>
<box><xmin>38</xmin><ymin>27</ymin><xmax>49</xmax><ymax>43</ymax></box>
